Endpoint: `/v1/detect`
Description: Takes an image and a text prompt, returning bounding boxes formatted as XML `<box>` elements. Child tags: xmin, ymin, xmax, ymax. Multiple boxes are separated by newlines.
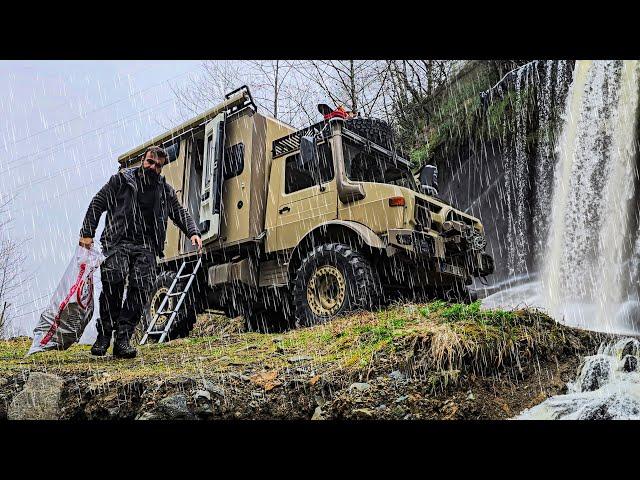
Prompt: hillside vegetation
<box><xmin>0</xmin><ymin>301</ymin><xmax>608</xmax><ymax>420</ymax></box>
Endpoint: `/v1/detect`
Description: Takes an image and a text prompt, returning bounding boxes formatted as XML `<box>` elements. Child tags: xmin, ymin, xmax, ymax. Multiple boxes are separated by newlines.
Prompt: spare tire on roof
<box><xmin>344</xmin><ymin>118</ymin><xmax>395</xmax><ymax>150</ymax></box>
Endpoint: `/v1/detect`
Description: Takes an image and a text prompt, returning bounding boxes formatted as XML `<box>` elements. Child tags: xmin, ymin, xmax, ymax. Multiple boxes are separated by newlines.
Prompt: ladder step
<box><xmin>141</xmin><ymin>256</ymin><xmax>203</xmax><ymax>345</ymax></box>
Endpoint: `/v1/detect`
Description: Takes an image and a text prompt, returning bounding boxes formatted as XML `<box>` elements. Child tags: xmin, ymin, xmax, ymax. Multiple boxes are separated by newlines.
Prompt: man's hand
<box><xmin>79</xmin><ymin>237</ymin><xmax>94</xmax><ymax>250</ymax></box>
<box><xmin>191</xmin><ymin>235</ymin><xmax>203</xmax><ymax>251</ymax></box>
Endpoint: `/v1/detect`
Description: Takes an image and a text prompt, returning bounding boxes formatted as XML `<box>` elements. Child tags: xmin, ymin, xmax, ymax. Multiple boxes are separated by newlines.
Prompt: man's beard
<box><xmin>141</xmin><ymin>166</ymin><xmax>159</xmax><ymax>183</ymax></box>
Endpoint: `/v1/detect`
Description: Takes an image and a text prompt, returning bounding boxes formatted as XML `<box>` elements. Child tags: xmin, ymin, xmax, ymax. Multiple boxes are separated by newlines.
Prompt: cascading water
<box><xmin>478</xmin><ymin>60</ymin><xmax>640</xmax><ymax>419</ymax></box>
<box><xmin>502</xmin><ymin>64</ymin><xmax>534</xmax><ymax>277</ymax></box>
<box><xmin>483</xmin><ymin>60</ymin><xmax>640</xmax><ymax>336</ymax></box>
<box><xmin>532</xmin><ymin>60</ymin><xmax>570</xmax><ymax>262</ymax></box>
<box><xmin>542</xmin><ymin>60</ymin><xmax>639</xmax><ymax>333</ymax></box>
<box><xmin>483</xmin><ymin>60</ymin><xmax>572</xmax><ymax>287</ymax></box>
<box><xmin>518</xmin><ymin>338</ymin><xmax>640</xmax><ymax>420</ymax></box>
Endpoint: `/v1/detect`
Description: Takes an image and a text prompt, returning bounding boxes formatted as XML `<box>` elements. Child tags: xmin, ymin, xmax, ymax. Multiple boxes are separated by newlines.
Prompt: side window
<box><xmin>223</xmin><ymin>143</ymin><xmax>244</xmax><ymax>180</ymax></box>
<box><xmin>285</xmin><ymin>155</ymin><xmax>314</xmax><ymax>193</ymax></box>
<box><xmin>284</xmin><ymin>143</ymin><xmax>334</xmax><ymax>194</ymax></box>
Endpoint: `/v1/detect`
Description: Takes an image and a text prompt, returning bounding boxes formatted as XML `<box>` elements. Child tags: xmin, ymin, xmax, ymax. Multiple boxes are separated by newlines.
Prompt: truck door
<box><xmin>199</xmin><ymin>113</ymin><xmax>225</xmax><ymax>242</ymax></box>
<box><xmin>273</xmin><ymin>141</ymin><xmax>337</xmax><ymax>251</ymax></box>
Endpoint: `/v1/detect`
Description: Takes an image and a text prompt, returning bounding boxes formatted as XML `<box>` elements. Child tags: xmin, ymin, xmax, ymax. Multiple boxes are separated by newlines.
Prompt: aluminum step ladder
<box><xmin>140</xmin><ymin>256</ymin><xmax>202</xmax><ymax>345</ymax></box>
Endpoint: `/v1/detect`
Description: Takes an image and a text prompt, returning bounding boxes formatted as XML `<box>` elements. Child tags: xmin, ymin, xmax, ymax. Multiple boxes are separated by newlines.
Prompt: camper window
<box><xmin>223</xmin><ymin>143</ymin><xmax>244</xmax><ymax>180</ymax></box>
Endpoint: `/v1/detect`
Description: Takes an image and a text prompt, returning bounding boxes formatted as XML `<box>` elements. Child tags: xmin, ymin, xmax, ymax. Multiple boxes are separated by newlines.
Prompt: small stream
<box><xmin>518</xmin><ymin>338</ymin><xmax>640</xmax><ymax>420</ymax></box>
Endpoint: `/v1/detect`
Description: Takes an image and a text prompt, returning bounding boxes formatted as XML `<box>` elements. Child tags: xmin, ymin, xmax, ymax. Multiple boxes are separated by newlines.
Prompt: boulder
<box><xmin>8</xmin><ymin>372</ymin><xmax>65</xmax><ymax>420</ymax></box>
<box><xmin>620</xmin><ymin>339</ymin><xmax>640</xmax><ymax>358</ymax></box>
<box><xmin>622</xmin><ymin>355</ymin><xmax>638</xmax><ymax>373</ymax></box>
<box><xmin>135</xmin><ymin>411</ymin><xmax>161</xmax><ymax>421</ymax></box>
<box><xmin>576</xmin><ymin>393</ymin><xmax>640</xmax><ymax>420</ymax></box>
<box><xmin>348</xmin><ymin>382</ymin><xmax>370</xmax><ymax>393</ymax></box>
<box><xmin>311</xmin><ymin>406</ymin><xmax>324</xmax><ymax>420</ymax></box>
<box><xmin>578</xmin><ymin>356</ymin><xmax>611</xmax><ymax>392</ymax></box>
<box><xmin>157</xmin><ymin>394</ymin><xmax>195</xmax><ymax>419</ymax></box>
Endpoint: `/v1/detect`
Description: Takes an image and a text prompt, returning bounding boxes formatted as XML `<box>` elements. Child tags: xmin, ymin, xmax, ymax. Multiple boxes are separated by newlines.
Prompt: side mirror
<box><xmin>299</xmin><ymin>136</ymin><xmax>318</xmax><ymax>170</ymax></box>
<box><xmin>419</xmin><ymin>164</ymin><xmax>438</xmax><ymax>196</ymax></box>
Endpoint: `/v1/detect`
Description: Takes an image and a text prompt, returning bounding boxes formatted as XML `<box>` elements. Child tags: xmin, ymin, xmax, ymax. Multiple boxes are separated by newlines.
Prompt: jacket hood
<box><xmin>121</xmin><ymin>166</ymin><xmax>165</xmax><ymax>188</ymax></box>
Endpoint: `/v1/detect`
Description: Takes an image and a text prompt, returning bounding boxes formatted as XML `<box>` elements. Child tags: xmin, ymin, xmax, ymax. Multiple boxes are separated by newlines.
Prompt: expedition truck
<box><xmin>116</xmin><ymin>86</ymin><xmax>495</xmax><ymax>340</ymax></box>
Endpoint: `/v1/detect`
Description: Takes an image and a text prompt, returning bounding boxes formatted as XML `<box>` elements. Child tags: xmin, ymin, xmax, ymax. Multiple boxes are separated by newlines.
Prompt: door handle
<box><xmin>279</xmin><ymin>206</ymin><xmax>291</xmax><ymax>214</ymax></box>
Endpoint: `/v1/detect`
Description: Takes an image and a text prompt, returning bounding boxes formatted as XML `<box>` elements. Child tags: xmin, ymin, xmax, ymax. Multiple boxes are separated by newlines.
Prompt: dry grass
<box><xmin>0</xmin><ymin>301</ymin><xmax>598</xmax><ymax>385</ymax></box>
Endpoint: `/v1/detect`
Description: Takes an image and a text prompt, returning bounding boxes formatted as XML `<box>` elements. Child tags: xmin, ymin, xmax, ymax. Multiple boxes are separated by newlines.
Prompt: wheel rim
<box><xmin>306</xmin><ymin>265</ymin><xmax>346</xmax><ymax>317</ymax></box>
<box><xmin>149</xmin><ymin>286</ymin><xmax>175</xmax><ymax>330</ymax></box>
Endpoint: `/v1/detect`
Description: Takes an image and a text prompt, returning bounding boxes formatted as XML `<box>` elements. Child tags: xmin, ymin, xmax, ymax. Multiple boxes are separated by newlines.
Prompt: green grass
<box><xmin>0</xmin><ymin>301</ymin><xmax>592</xmax><ymax>385</ymax></box>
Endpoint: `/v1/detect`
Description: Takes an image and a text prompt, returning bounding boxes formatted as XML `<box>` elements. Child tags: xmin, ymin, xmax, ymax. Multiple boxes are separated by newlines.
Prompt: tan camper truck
<box><xmin>117</xmin><ymin>86</ymin><xmax>494</xmax><ymax>340</ymax></box>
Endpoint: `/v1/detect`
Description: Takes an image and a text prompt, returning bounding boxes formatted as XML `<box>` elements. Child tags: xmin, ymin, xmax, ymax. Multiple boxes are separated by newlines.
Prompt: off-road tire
<box><xmin>293</xmin><ymin>243</ymin><xmax>381</xmax><ymax>327</ymax></box>
<box><xmin>344</xmin><ymin>118</ymin><xmax>395</xmax><ymax>150</ymax></box>
<box><xmin>225</xmin><ymin>289</ymin><xmax>293</xmax><ymax>334</ymax></box>
<box><xmin>135</xmin><ymin>271</ymin><xmax>197</xmax><ymax>343</ymax></box>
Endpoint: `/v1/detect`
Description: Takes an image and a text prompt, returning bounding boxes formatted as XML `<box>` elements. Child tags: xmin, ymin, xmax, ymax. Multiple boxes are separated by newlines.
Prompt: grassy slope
<box><xmin>0</xmin><ymin>301</ymin><xmax>600</xmax><ymax>387</ymax></box>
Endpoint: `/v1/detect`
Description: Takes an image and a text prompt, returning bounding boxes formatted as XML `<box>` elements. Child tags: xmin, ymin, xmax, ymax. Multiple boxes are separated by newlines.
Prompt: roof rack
<box><xmin>272</xmin><ymin>120</ymin><xmax>332</xmax><ymax>158</ymax></box>
<box><xmin>117</xmin><ymin>88</ymin><xmax>252</xmax><ymax>166</ymax></box>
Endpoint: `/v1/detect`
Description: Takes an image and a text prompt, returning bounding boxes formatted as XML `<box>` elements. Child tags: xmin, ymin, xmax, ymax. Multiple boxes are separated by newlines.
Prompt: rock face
<box><xmin>8</xmin><ymin>372</ymin><xmax>65</xmax><ymax>420</ymax></box>
<box><xmin>579</xmin><ymin>356</ymin><xmax>611</xmax><ymax>393</ymax></box>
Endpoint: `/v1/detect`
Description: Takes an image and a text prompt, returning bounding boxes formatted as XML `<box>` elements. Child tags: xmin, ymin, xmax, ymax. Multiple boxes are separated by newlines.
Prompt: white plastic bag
<box><xmin>27</xmin><ymin>245</ymin><xmax>105</xmax><ymax>355</ymax></box>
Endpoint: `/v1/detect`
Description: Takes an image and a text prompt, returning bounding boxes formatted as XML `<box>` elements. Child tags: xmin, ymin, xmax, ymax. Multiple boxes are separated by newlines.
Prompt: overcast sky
<box><xmin>0</xmin><ymin>60</ymin><xmax>204</xmax><ymax>339</ymax></box>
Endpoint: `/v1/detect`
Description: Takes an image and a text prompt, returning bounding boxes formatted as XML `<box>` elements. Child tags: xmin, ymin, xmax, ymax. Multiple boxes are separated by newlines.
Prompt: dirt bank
<box><xmin>0</xmin><ymin>301</ymin><xmax>613</xmax><ymax>420</ymax></box>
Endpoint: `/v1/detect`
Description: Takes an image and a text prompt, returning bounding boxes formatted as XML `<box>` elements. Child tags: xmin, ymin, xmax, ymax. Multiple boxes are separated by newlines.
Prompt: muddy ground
<box><xmin>0</xmin><ymin>302</ymin><xmax>612</xmax><ymax>420</ymax></box>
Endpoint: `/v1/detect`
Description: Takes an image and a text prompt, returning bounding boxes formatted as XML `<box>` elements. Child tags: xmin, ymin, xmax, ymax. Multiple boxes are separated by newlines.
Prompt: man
<box><xmin>79</xmin><ymin>146</ymin><xmax>202</xmax><ymax>358</ymax></box>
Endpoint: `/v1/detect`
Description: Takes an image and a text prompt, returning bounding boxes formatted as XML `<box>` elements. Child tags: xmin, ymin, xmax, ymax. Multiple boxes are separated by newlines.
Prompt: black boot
<box><xmin>91</xmin><ymin>332</ymin><xmax>112</xmax><ymax>356</ymax></box>
<box><xmin>113</xmin><ymin>330</ymin><xmax>137</xmax><ymax>359</ymax></box>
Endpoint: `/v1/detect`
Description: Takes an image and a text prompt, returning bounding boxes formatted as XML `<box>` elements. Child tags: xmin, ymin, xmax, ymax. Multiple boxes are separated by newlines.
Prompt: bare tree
<box><xmin>168</xmin><ymin>59</ymin><xmax>466</xmax><ymax>142</ymax></box>
<box><xmin>170</xmin><ymin>60</ymin><xmax>310</xmax><ymax>127</ymax></box>
<box><xmin>0</xmin><ymin>194</ymin><xmax>26</xmax><ymax>338</ymax></box>
<box><xmin>293</xmin><ymin>60</ymin><xmax>391</xmax><ymax>118</ymax></box>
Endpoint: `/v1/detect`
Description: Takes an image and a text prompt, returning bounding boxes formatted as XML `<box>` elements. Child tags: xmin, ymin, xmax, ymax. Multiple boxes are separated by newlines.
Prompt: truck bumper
<box><xmin>387</xmin><ymin>229</ymin><xmax>443</xmax><ymax>257</ymax></box>
<box><xmin>386</xmin><ymin>228</ymin><xmax>494</xmax><ymax>279</ymax></box>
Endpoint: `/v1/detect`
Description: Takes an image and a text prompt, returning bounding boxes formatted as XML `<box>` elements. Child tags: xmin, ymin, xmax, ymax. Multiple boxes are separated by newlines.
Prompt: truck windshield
<box><xmin>343</xmin><ymin>138</ymin><xmax>417</xmax><ymax>190</ymax></box>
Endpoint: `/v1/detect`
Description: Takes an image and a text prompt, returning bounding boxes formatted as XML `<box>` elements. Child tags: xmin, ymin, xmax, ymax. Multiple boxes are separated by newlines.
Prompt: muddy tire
<box><xmin>135</xmin><ymin>271</ymin><xmax>197</xmax><ymax>343</ymax></box>
<box><xmin>225</xmin><ymin>288</ymin><xmax>293</xmax><ymax>334</ymax></box>
<box><xmin>293</xmin><ymin>243</ymin><xmax>381</xmax><ymax>327</ymax></box>
<box><xmin>344</xmin><ymin>118</ymin><xmax>395</xmax><ymax>150</ymax></box>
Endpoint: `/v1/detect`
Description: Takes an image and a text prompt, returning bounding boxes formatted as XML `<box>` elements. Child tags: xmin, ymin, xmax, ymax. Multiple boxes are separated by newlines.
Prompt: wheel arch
<box><xmin>286</xmin><ymin>220</ymin><xmax>385</xmax><ymax>284</ymax></box>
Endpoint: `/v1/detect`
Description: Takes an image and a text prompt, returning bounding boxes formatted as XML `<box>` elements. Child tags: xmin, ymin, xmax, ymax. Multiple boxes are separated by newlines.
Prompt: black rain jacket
<box><xmin>80</xmin><ymin>167</ymin><xmax>199</xmax><ymax>257</ymax></box>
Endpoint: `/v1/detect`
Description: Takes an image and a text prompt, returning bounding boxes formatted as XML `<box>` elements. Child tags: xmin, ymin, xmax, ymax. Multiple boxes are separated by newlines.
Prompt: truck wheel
<box><xmin>135</xmin><ymin>271</ymin><xmax>197</xmax><ymax>343</ymax></box>
<box><xmin>344</xmin><ymin>118</ymin><xmax>395</xmax><ymax>150</ymax></box>
<box><xmin>292</xmin><ymin>243</ymin><xmax>381</xmax><ymax>327</ymax></box>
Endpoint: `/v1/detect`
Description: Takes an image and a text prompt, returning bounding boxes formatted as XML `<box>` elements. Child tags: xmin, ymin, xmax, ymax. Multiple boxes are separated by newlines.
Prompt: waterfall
<box><xmin>532</xmin><ymin>60</ymin><xmax>570</xmax><ymax>261</ymax></box>
<box><xmin>482</xmin><ymin>60</ymin><xmax>640</xmax><ymax>335</ymax></box>
<box><xmin>541</xmin><ymin>60</ymin><xmax>639</xmax><ymax>332</ymax></box>
<box><xmin>503</xmin><ymin>63</ymin><xmax>535</xmax><ymax>277</ymax></box>
<box><xmin>502</xmin><ymin>60</ymin><xmax>572</xmax><ymax>277</ymax></box>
